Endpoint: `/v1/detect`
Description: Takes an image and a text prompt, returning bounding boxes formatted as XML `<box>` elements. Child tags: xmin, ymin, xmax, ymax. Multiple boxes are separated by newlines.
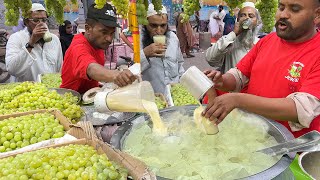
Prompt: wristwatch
<box><xmin>25</xmin><ymin>43</ymin><xmax>34</xmax><ymax>49</ymax></box>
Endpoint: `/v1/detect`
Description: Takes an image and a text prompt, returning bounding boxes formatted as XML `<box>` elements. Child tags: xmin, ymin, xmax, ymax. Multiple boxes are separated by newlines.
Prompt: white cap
<box><xmin>242</xmin><ymin>2</ymin><xmax>255</xmax><ymax>8</ymax></box>
<box><xmin>31</xmin><ymin>3</ymin><xmax>46</xmax><ymax>12</ymax></box>
<box><xmin>147</xmin><ymin>4</ymin><xmax>167</xmax><ymax>18</ymax></box>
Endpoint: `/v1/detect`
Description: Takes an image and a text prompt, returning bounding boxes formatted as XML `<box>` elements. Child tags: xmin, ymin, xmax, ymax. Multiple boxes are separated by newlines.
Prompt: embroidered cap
<box><xmin>147</xmin><ymin>4</ymin><xmax>167</xmax><ymax>18</ymax></box>
<box><xmin>87</xmin><ymin>3</ymin><xmax>120</xmax><ymax>28</ymax></box>
<box><xmin>31</xmin><ymin>3</ymin><xmax>46</xmax><ymax>12</ymax></box>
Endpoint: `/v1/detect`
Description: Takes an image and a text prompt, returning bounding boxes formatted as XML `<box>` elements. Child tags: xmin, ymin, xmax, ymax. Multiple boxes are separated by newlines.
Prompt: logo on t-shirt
<box><xmin>285</xmin><ymin>61</ymin><xmax>304</xmax><ymax>83</ymax></box>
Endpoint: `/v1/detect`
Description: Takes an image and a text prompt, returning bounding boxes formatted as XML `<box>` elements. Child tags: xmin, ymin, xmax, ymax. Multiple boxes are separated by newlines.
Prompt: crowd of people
<box><xmin>2</xmin><ymin>0</ymin><xmax>320</xmax><ymax>137</ymax></box>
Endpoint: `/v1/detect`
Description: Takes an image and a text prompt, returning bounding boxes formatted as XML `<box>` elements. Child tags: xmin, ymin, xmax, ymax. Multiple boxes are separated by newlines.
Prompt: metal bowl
<box><xmin>299</xmin><ymin>151</ymin><xmax>320</xmax><ymax>179</ymax></box>
<box><xmin>111</xmin><ymin>105</ymin><xmax>296</xmax><ymax>180</ymax></box>
<box><xmin>48</xmin><ymin>88</ymin><xmax>81</xmax><ymax>104</ymax></box>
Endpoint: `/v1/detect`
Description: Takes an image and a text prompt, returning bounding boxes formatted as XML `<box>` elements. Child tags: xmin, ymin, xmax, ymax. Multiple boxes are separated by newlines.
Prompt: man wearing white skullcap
<box><xmin>140</xmin><ymin>4</ymin><xmax>185</xmax><ymax>94</ymax></box>
<box><xmin>206</xmin><ymin>1</ymin><xmax>262</xmax><ymax>74</ymax></box>
<box><xmin>6</xmin><ymin>3</ymin><xmax>63</xmax><ymax>82</ymax></box>
<box><xmin>204</xmin><ymin>1</ymin><xmax>262</xmax><ymax>101</ymax></box>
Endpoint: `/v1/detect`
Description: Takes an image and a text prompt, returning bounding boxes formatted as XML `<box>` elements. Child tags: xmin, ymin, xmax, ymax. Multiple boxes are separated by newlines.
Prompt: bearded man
<box><xmin>140</xmin><ymin>4</ymin><xmax>185</xmax><ymax>94</ymax></box>
<box><xmin>206</xmin><ymin>2</ymin><xmax>261</xmax><ymax>74</ymax></box>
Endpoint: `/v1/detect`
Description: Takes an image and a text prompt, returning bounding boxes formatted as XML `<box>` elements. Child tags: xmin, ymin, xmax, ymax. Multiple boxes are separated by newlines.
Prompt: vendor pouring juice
<box><xmin>202</xmin><ymin>0</ymin><xmax>320</xmax><ymax>138</ymax></box>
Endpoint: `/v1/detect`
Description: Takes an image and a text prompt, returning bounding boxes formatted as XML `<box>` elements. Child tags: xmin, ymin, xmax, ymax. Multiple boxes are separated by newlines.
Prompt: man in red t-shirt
<box><xmin>203</xmin><ymin>0</ymin><xmax>320</xmax><ymax>137</ymax></box>
<box><xmin>60</xmin><ymin>3</ymin><xmax>136</xmax><ymax>94</ymax></box>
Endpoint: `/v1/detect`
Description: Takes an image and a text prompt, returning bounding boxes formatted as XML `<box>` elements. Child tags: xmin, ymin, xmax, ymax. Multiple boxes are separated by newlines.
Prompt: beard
<box><xmin>238</xmin><ymin>27</ymin><xmax>258</xmax><ymax>48</ymax></box>
<box><xmin>275</xmin><ymin>18</ymin><xmax>312</xmax><ymax>41</ymax></box>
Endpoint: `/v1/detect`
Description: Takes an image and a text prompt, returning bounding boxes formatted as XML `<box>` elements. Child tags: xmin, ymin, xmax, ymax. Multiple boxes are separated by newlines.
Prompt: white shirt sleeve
<box><xmin>5</xmin><ymin>32</ymin><xmax>36</xmax><ymax>77</ymax></box>
<box><xmin>226</xmin><ymin>67</ymin><xmax>249</xmax><ymax>92</ymax></box>
<box><xmin>140</xmin><ymin>49</ymin><xmax>151</xmax><ymax>72</ymax></box>
<box><xmin>287</xmin><ymin>92</ymin><xmax>320</xmax><ymax>131</ymax></box>
<box><xmin>205</xmin><ymin>32</ymin><xmax>237</xmax><ymax>68</ymax></box>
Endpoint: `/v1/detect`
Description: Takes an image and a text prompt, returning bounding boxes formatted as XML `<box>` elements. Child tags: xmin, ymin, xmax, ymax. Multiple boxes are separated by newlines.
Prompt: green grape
<box><xmin>44</xmin><ymin>0</ymin><xmax>66</xmax><ymax>24</ymax></box>
<box><xmin>180</xmin><ymin>0</ymin><xmax>201</xmax><ymax>23</ymax></box>
<box><xmin>0</xmin><ymin>113</ymin><xmax>65</xmax><ymax>151</ymax></box>
<box><xmin>155</xmin><ymin>96</ymin><xmax>166</xmax><ymax>109</ymax></box>
<box><xmin>0</xmin><ymin>82</ymin><xmax>83</xmax><ymax>122</ymax></box>
<box><xmin>152</xmin><ymin>0</ymin><xmax>163</xmax><ymax>12</ymax></box>
<box><xmin>94</xmin><ymin>0</ymin><xmax>107</xmax><ymax>9</ymax></box>
<box><xmin>112</xmin><ymin>0</ymin><xmax>129</xmax><ymax>19</ymax></box>
<box><xmin>41</xmin><ymin>73</ymin><xmax>62</xmax><ymax>88</ymax></box>
<box><xmin>225</xmin><ymin>0</ymin><xmax>245</xmax><ymax>15</ymax></box>
<box><xmin>170</xmin><ymin>84</ymin><xmax>199</xmax><ymax>106</ymax></box>
<box><xmin>256</xmin><ymin>0</ymin><xmax>278</xmax><ymax>33</ymax></box>
<box><xmin>136</xmin><ymin>0</ymin><xmax>148</xmax><ymax>25</ymax></box>
<box><xmin>0</xmin><ymin>144</ymin><xmax>128</xmax><ymax>179</ymax></box>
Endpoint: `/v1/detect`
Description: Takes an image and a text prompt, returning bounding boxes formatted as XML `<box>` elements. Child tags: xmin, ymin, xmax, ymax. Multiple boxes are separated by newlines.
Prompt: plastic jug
<box><xmin>94</xmin><ymin>81</ymin><xmax>155</xmax><ymax>113</ymax></box>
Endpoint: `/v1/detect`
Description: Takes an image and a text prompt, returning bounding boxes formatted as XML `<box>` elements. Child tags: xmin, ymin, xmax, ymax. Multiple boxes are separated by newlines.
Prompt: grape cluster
<box><xmin>0</xmin><ymin>144</ymin><xmax>128</xmax><ymax>180</ymax></box>
<box><xmin>4</xmin><ymin>0</ymin><xmax>19</xmax><ymax>26</ymax></box>
<box><xmin>136</xmin><ymin>0</ymin><xmax>148</xmax><ymax>25</ymax></box>
<box><xmin>152</xmin><ymin>0</ymin><xmax>163</xmax><ymax>12</ymax></box>
<box><xmin>41</xmin><ymin>73</ymin><xmax>62</xmax><ymax>88</ymax></box>
<box><xmin>256</xmin><ymin>0</ymin><xmax>278</xmax><ymax>33</ymax></box>
<box><xmin>225</xmin><ymin>0</ymin><xmax>245</xmax><ymax>15</ymax></box>
<box><xmin>181</xmin><ymin>0</ymin><xmax>200</xmax><ymax>23</ymax></box>
<box><xmin>0</xmin><ymin>82</ymin><xmax>83</xmax><ymax>123</ymax></box>
<box><xmin>171</xmin><ymin>84</ymin><xmax>198</xmax><ymax>106</ymax></box>
<box><xmin>0</xmin><ymin>113</ymin><xmax>65</xmax><ymax>152</ymax></box>
<box><xmin>44</xmin><ymin>0</ymin><xmax>67</xmax><ymax>25</ymax></box>
<box><xmin>94</xmin><ymin>0</ymin><xmax>107</xmax><ymax>9</ymax></box>
<box><xmin>112</xmin><ymin>0</ymin><xmax>129</xmax><ymax>19</ymax></box>
<box><xmin>155</xmin><ymin>96</ymin><xmax>166</xmax><ymax>109</ymax></box>
<box><xmin>0</xmin><ymin>83</ymin><xmax>21</xmax><ymax>91</ymax></box>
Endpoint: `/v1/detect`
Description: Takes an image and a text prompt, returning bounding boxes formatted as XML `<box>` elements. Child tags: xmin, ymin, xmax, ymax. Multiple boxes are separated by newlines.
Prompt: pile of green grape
<box><xmin>112</xmin><ymin>0</ymin><xmax>129</xmax><ymax>19</ymax></box>
<box><xmin>0</xmin><ymin>144</ymin><xmax>128</xmax><ymax>180</ymax></box>
<box><xmin>181</xmin><ymin>0</ymin><xmax>200</xmax><ymax>23</ymax></box>
<box><xmin>256</xmin><ymin>0</ymin><xmax>278</xmax><ymax>33</ymax></box>
<box><xmin>41</xmin><ymin>73</ymin><xmax>62</xmax><ymax>88</ymax></box>
<box><xmin>0</xmin><ymin>83</ymin><xmax>21</xmax><ymax>91</ymax></box>
<box><xmin>0</xmin><ymin>113</ymin><xmax>65</xmax><ymax>153</ymax></box>
<box><xmin>0</xmin><ymin>82</ymin><xmax>83</xmax><ymax>123</ymax></box>
<box><xmin>155</xmin><ymin>96</ymin><xmax>166</xmax><ymax>109</ymax></box>
<box><xmin>170</xmin><ymin>84</ymin><xmax>198</xmax><ymax>106</ymax></box>
<box><xmin>136</xmin><ymin>0</ymin><xmax>149</xmax><ymax>25</ymax></box>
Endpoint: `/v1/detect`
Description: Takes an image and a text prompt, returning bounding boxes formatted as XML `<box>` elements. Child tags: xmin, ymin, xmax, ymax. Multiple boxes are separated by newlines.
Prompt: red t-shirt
<box><xmin>237</xmin><ymin>32</ymin><xmax>320</xmax><ymax>137</ymax></box>
<box><xmin>60</xmin><ymin>33</ymin><xmax>105</xmax><ymax>94</ymax></box>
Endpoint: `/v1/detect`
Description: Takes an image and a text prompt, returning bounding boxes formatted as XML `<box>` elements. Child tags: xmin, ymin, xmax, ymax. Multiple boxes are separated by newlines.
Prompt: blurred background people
<box><xmin>59</xmin><ymin>20</ymin><xmax>74</xmax><ymax>57</ymax></box>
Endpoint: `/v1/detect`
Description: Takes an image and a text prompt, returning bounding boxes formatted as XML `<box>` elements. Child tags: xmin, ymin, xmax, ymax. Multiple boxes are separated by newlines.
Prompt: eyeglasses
<box><xmin>28</xmin><ymin>18</ymin><xmax>48</xmax><ymax>23</ymax></box>
<box><xmin>149</xmin><ymin>23</ymin><xmax>168</xmax><ymax>29</ymax></box>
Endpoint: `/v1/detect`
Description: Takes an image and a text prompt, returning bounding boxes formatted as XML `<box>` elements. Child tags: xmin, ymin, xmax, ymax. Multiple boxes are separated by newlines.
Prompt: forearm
<box><xmin>236</xmin><ymin>93</ymin><xmax>298</xmax><ymax>123</ymax></box>
<box><xmin>87</xmin><ymin>63</ymin><xmax>119</xmax><ymax>83</ymax></box>
<box><xmin>217</xmin><ymin>73</ymin><xmax>237</xmax><ymax>92</ymax></box>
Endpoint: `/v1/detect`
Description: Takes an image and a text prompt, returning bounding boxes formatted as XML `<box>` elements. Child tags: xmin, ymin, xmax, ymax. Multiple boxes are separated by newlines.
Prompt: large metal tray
<box><xmin>111</xmin><ymin>105</ymin><xmax>296</xmax><ymax>180</ymax></box>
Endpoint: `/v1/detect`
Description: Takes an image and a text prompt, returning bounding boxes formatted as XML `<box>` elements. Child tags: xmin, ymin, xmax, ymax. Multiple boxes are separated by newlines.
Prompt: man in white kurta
<box><xmin>5</xmin><ymin>3</ymin><xmax>62</xmax><ymax>82</ymax></box>
<box><xmin>206</xmin><ymin>3</ymin><xmax>261</xmax><ymax>73</ymax></box>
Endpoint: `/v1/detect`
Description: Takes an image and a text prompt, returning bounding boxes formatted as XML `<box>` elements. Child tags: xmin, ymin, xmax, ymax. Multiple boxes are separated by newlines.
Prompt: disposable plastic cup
<box><xmin>153</xmin><ymin>35</ymin><xmax>166</xmax><ymax>45</ymax></box>
<box><xmin>180</xmin><ymin>66</ymin><xmax>214</xmax><ymax>100</ymax></box>
<box><xmin>43</xmin><ymin>23</ymin><xmax>52</xmax><ymax>42</ymax></box>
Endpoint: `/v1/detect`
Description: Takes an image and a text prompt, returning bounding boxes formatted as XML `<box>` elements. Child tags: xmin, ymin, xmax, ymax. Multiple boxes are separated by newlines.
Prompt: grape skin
<box><xmin>0</xmin><ymin>82</ymin><xmax>83</xmax><ymax>123</ymax></box>
<box><xmin>0</xmin><ymin>113</ymin><xmax>65</xmax><ymax>152</ymax></box>
<box><xmin>0</xmin><ymin>144</ymin><xmax>128</xmax><ymax>180</ymax></box>
<box><xmin>171</xmin><ymin>84</ymin><xmax>198</xmax><ymax>106</ymax></box>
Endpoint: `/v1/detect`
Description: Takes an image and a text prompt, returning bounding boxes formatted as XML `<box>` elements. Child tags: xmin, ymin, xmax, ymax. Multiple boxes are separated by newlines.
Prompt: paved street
<box><xmin>182</xmin><ymin>51</ymin><xmax>212</xmax><ymax>71</ymax></box>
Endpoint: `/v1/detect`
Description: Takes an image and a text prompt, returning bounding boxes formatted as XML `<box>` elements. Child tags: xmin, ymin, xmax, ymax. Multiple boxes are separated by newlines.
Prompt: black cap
<box><xmin>87</xmin><ymin>3</ymin><xmax>120</xmax><ymax>28</ymax></box>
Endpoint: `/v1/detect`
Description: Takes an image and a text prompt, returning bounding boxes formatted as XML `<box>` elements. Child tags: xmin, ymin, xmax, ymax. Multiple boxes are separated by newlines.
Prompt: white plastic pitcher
<box><xmin>94</xmin><ymin>81</ymin><xmax>155</xmax><ymax>113</ymax></box>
